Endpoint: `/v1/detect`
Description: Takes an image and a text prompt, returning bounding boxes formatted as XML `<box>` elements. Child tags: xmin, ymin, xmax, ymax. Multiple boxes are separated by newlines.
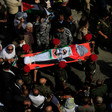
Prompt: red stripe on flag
<box><xmin>22</xmin><ymin>2</ymin><xmax>34</xmax><ymax>12</ymax></box>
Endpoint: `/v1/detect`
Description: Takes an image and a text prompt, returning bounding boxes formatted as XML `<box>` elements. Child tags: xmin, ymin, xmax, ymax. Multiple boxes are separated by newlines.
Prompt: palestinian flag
<box><xmin>24</xmin><ymin>42</ymin><xmax>91</xmax><ymax>70</ymax></box>
<box><xmin>22</xmin><ymin>2</ymin><xmax>34</xmax><ymax>12</ymax></box>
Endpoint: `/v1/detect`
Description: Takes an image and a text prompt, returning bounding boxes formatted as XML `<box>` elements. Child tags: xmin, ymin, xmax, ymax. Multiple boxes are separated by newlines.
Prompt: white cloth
<box><xmin>61</xmin><ymin>105</ymin><xmax>78</xmax><ymax>112</ymax></box>
<box><xmin>29</xmin><ymin>92</ymin><xmax>45</xmax><ymax>108</ymax></box>
<box><xmin>0</xmin><ymin>44</ymin><xmax>16</xmax><ymax>59</ymax></box>
<box><xmin>24</xmin><ymin>52</ymin><xmax>50</xmax><ymax>64</ymax></box>
<box><xmin>19</xmin><ymin>41</ymin><xmax>26</xmax><ymax>47</ymax></box>
<box><xmin>0</xmin><ymin>102</ymin><xmax>4</xmax><ymax>106</ymax></box>
<box><xmin>61</xmin><ymin>107</ymin><xmax>76</xmax><ymax>112</ymax></box>
<box><xmin>3</xmin><ymin>69</ymin><xmax>15</xmax><ymax>76</ymax></box>
<box><xmin>24</xmin><ymin>47</ymin><xmax>73</xmax><ymax>64</ymax></box>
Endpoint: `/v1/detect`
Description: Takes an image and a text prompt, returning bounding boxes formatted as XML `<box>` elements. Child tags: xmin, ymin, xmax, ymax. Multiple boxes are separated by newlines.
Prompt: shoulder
<box><xmin>64</xmin><ymin>27</ymin><xmax>72</xmax><ymax>34</ymax></box>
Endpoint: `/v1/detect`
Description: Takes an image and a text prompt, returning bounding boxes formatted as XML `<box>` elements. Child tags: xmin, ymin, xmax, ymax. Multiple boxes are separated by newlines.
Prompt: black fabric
<box><xmin>54</xmin><ymin>5</ymin><xmax>72</xmax><ymax>19</ymax></box>
<box><xmin>0</xmin><ymin>70</ymin><xmax>15</xmax><ymax>92</ymax></box>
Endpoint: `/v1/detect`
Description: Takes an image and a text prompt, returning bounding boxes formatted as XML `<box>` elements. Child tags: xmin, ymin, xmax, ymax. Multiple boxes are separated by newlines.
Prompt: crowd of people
<box><xmin>0</xmin><ymin>0</ymin><xmax>112</xmax><ymax>112</ymax></box>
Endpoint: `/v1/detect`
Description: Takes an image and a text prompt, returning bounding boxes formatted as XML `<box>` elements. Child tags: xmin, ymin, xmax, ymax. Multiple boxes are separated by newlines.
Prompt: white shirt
<box><xmin>29</xmin><ymin>92</ymin><xmax>45</xmax><ymax>108</ymax></box>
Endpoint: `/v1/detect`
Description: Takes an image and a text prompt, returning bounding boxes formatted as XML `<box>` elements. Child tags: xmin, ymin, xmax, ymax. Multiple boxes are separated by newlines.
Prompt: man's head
<box><xmin>23</xmin><ymin>89</ymin><xmax>29</xmax><ymax>97</ymax></box>
<box><xmin>24</xmin><ymin>99</ymin><xmax>31</xmax><ymax>109</ymax></box>
<box><xmin>45</xmin><ymin>105</ymin><xmax>52</xmax><ymax>112</ymax></box>
<box><xmin>90</xmin><ymin>54</ymin><xmax>98</xmax><ymax>62</ymax></box>
<box><xmin>39</xmin><ymin>78</ymin><xmax>47</xmax><ymax>85</ymax></box>
<box><xmin>3</xmin><ymin>61</ymin><xmax>11</xmax><ymax>70</ymax></box>
<box><xmin>33</xmin><ymin>88</ymin><xmax>39</xmax><ymax>96</ymax></box>
<box><xmin>58</xmin><ymin>14</ymin><xmax>64</xmax><ymax>21</ymax></box>
<box><xmin>83</xmin><ymin>97</ymin><xmax>89</xmax><ymax>105</ymax></box>
<box><xmin>58</xmin><ymin>61</ymin><xmax>66</xmax><ymax>69</ymax></box>
<box><xmin>96</xmin><ymin>96</ymin><xmax>103</xmax><ymax>104</ymax></box>
<box><xmin>57</xmin><ymin>26</ymin><xmax>64</xmax><ymax>33</ymax></box>
<box><xmin>7</xmin><ymin>45</ymin><xmax>13</xmax><ymax>54</ymax></box>
<box><xmin>63</xmin><ymin>49</ymin><xmax>67</xmax><ymax>55</ymax></box>
<box><xmin>18</xmin><ymin>34</ymin><xmax>25</xmax><ymax>44</ymax></box>
<box><xmin>96</xmin><ymin>79</ymin><xmax>103</xmax><ymax>87</ymax></box>
<box><xmin>52</xmin><ymin>38</ymin><xmax>60</xmax><ymax>47</ymax></box>
<box><xmin>16</xmin><ymin>79</ymin><xmax>24</xmax><ymax>87</ymax></box>
<box><xmin>26</xmin><ymin>23</ymin><xmax>33</xmax><ymax>33</ymax></box>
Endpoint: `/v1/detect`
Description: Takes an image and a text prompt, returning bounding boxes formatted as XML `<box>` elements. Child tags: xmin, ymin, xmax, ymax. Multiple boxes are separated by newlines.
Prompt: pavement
<box><xmin>39</xmin><ymin>9</ymin><xmax>112</xmax><ymax>91</ymax></box>
<box><xmin>71</xmin><ymin>9</ymin><xmax>112</xmax><ymax>82</ymax></box>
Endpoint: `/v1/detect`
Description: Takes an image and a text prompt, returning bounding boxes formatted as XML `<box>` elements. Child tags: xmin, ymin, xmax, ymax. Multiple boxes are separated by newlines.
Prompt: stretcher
<box><xmin>24</xmin><ymin>42</ymin><xmax>91</xmax><ymax>70</ymax></box>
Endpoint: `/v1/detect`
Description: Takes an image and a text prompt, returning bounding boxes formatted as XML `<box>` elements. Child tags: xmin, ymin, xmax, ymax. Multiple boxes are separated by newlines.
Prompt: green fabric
<box><xmin>22</xmin><ymin>74</ymin><xmax>33</xmax><ymax>85</ymax></box>
<box><xmin>12</xmin><ymin>55</ymin><xmax>17</xmax><ymax>67</ymax></box>
<box><xmin>26</xmin><ymin>9</ymin><xmax>42</xmax><ymax>15</ymax></box>
<box><xmin>97</xmin><ymin>19</ymin><xmax>111</xmax><ymax>36</ymax></box>
<box><xmin>34</xmin><ymin>84</ymin><xmax>52</xmax><ymax>96</ymax></box>
<box><xmin>54</xmin><ymin>0</ymin><xmax>62</xmax><ymax>3</ymax></box>
<box><xmin>91</xmin><ymin>84</ymin><xmax>107</xmax><ymax>98</ymax></box>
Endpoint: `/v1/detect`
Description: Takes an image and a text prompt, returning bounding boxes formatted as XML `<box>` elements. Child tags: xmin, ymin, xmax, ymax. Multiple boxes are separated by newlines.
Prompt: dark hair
<box><xmin>2</xmin><ymin>61</ymin><xmax>11</xmax><ymax>69</ymax></box>
<box><xmin>83</xmin><ymin>97</ymin><xmax>89</xmax><ymax>105</ymax></box>
<box><xmin>24</xmin><ymin>108</ymin><xmax>32</xmax><ymax>112</ymax></box>
<box><xmin>64</xmin><ymin>87</ymin><xmax>72</xmax><ymax>95</ymax></box>
<box><xmin>57</xmin><ymin>13</ymin><xmax>64</xmax><ymax>19</ymax></box>
<box><xmin>96</xmin><ymin>79</ymin><xmax>103</xmax><ymax>87</ymax></box>
<box><xmin>57</xmin><ymin>24</ymin><xmax>64</xmax><ymax>30</ymax></box>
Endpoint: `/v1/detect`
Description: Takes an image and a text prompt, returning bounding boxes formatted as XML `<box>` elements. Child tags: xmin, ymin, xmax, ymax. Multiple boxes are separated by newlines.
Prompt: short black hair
<box><xmin>96</xmin><ymin>79</ymin><xmax>103</xmax><ymax>87</ymax></box>
<box><xmin>83</xmin><ymin>97</ymin><xmax>89</xmax><ymax>105</ymax></box>
<box><xmin>2</xmin><ymin>61</ymin><xmax>11</xmax><ymax>69</ymax></box>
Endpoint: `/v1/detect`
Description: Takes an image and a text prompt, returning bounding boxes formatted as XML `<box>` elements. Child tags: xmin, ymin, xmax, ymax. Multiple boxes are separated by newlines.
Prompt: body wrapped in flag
<box><xmin>24</xmin><ymin>42</ymin><xmax>91</xmax><ymax>70</ymax></box>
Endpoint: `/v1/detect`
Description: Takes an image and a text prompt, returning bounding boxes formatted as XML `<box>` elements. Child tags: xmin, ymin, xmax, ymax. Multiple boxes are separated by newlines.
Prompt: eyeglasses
<box><xmin>8</xmin><ymin>49</ymin><xmax>13</xmax><ymax>51</ymax></box>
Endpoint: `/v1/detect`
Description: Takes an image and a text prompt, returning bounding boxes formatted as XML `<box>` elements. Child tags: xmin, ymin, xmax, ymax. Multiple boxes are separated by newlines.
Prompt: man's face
<box><xmin>59</xmin><ymin>15</ymin><xmax>64</xmax><ymax>21</ymax></box>
<box><xmin>26</xmin><ymin>26</ymin><xmax>33</xmax><ymax>33</ymax></box>
<box><xmin>7</xmin><ymin>45</ymin><xmax>13</xmax><ymax>54</ymax></box>
<box><xmin>63</xmin><ymin>49</ymin><xmax>67</xmax><ymax>55</ymax></box>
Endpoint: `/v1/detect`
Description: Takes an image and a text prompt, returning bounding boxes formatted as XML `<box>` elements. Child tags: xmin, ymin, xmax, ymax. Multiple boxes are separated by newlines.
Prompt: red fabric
<box><xmin>59</xmin><ymin>61</ymin><xmax>66</xmax><ymax>68</ymax></box>
<box><xmin>22</xmin><ymin>2</ymin><xmax>34</xmax><ymax>12</ymax></box>
<box><xmin>22</xmin><ymin>44</ymin><xmax>30</xmax><ymax>53</ymax></box>
<box><xmin>90</xmin><ymin>54</ymin><xmax>98</xmax><ymax>61</ymax></box>
<box><xmin>24</xmin><ymin>65</ymin><xmax>30</xmax><ymax>72</ymax></box>
<box><xmin>22</xmin><ymin>44</ymin><xmax>30</xmax><ymax>51</ymax></box>
<box><xmin>84</xmin><ymin>33</ymin><xmax>92</xmax><ymax>41</ymax></box>
<box><xmin>53</xmin><ymin>38</ymin><xmax>60</xmax><ymax>45</ymax></box>
<box><xmin>24</xmin><ymin>43</ymin><xmax>91</xmax><ymax>70</ymax></box>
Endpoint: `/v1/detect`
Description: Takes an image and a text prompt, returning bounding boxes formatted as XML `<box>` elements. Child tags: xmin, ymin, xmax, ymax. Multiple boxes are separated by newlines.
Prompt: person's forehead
<box><xmin>7</xmin><ymin>45</ymin><xmax>13</xmax><ymax>49</ymax></box>
<box><xmin>26</xmin><ymin>26</ymin><xmax>31</xmax><ymax>29</ymax></box>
